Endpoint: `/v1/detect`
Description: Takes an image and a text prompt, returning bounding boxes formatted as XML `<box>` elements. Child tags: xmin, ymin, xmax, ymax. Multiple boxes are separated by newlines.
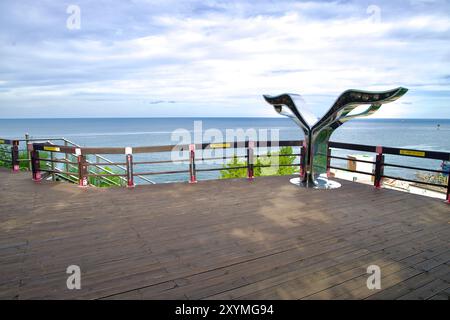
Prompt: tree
<box><xmin>220</xmin><ymin>146</ymin><xmax>297</xmax><ymax>179</ymax></box>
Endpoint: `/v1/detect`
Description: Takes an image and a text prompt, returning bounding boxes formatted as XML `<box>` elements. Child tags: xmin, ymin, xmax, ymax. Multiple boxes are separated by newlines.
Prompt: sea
<box><xmin>0</xmin><ymin>118</ymin><xmax>449</xmax><ymax>184</ymax></box>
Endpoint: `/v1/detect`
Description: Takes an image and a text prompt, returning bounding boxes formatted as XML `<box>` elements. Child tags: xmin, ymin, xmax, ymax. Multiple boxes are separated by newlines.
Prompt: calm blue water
<box><xmin>0</xmin><ymin>118</ymin><xmax>449</xmax><ymax>184</ymax></box>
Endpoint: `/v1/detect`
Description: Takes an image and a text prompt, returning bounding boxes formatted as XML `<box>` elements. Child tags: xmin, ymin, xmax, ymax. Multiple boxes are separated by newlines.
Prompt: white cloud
<box><xmin>0</xmin><ymin>0</ymin><xmax>449</xmax><ymax>118</ymax></box>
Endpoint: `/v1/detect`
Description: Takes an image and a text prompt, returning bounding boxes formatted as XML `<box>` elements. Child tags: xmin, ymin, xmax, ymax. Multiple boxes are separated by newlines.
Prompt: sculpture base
<box><xmin>289</xmin><ymin>176</ymin><xmax>341</xmax><ymax>189</ymax></box>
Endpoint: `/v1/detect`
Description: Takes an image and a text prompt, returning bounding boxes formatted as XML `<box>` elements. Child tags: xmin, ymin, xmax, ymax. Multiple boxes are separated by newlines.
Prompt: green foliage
<box><xmin>0</xmin><ymin>145</ymin><xmax>11</xmax><ymax>168</ymax></box>
<box><xmin>220</xmin><ymin>146</ymin><xmax>297</xmax><ymax>179</ymax></box>
<box><xmin>277</xmin><ymin>146</ymin><xmax>297</xmax><ymax>175</ymax></box>
<box><xmin>0</xmin><ymin>145</ymin><xmax>33</xmax><ymax>170</ymax></box>
<box><xmin>220</xmin><ymin>155</ymin><xmax>247</xmax><ymax>179</ymax></box>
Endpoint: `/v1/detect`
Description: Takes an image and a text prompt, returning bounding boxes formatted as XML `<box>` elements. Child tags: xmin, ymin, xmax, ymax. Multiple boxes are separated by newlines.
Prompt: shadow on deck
<box><xmin>0</xmin><ymin>168</ymin><xmax>449</xmax><ymax>300</ymax></box>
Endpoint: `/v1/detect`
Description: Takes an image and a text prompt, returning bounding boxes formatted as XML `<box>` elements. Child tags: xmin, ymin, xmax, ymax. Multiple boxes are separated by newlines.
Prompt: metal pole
<box><xmin>374</xmin><ymin>146</ymin><xmax>384</xmax><ymax>189</ymax></box>
<box><xmin>11</xmin><ymin>140</ymin><xmax>20</xmax><ymax>172</ymax></box>
<box><xmin>300</xmin><ymin>141</ymin><xmax>306</xmax><ymax>181</ymax></box>
<box><xmin>446</xmin><ymin>174</ymin><xmax>449</xmax><ymax>204</ymax></box>
<box><xmin>125</xmin><ymin>147</ymin><xmax>134</xmax><ymax>188</ymax></box>
<box><xmin>78</xmin><ymin>154</ymin><xmax>89</xmax><ymax>187</ymax></box>
<box><xmin>64</xmin><ymin>140</ymin><xmax>69</xmax><ymax>180</ymax></box>
<box><xmin>30</xmin><ymin>144</ymin><xmax>41</xmax><ymax>182</ymax></box>
<box><xmin>189</xmin><ymin>144</ymin><xmax>197</xmax><ymax>183</ymax></box>
<box><xmin>25</xmin><ymin>133</ymin><xmax>32</xmax><ymax>171</ymax></box>
<box><xmin>247</xmin><ymin>141</ymin><xmax>254</xmax><ymax>180</ymax></box>
<box><xmin>326</xmin><ymin>146</ymin><xmax>331</xmax><ymax>178</ymax></box>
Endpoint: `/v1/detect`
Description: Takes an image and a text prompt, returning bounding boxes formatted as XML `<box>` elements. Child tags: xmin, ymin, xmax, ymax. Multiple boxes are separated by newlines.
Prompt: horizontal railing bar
<box><xmin>133</xmin><ymin>170</ymin><xmax>190</xmax><ymax>176</ymax></box>
<box><xmin>329</xmin><ymin>155</ymin><xmax>376</xmax><ymax>164</ymax></box>
<box><xmin>329</xmin><ymin>142</ymin><xmax>377</xmax><ymax>153</ymax></box>
<box><xmin>40</xmin><ymin>169</ymin><xmax>74</xmax><ymax>175</ymax></box>
<box><xmin>256</xmin><ymin>153</ymin><xmax>300</xmax><ymax>158</ymax></box>
<box><xmin>329</xmin><ymin>166</ymin><xmax>375</xmax><ymax>176</ymax></box>
<box><xmin>197</xmin><ymin>166</ymin><xmax>247</xmax><ymax>171</ymax></box>
<box><xmin>382</xmin><ymin>146</ymin><xmax>450</xmax><ymax>161</ymax></box>
<box><xmin>199</xmin><ymin>155</ymin><xmax>243</xmax><ymax>162</ymax></box>
<box><xmin>87</xmin><ymin>173</ymin><xmax>126</xmax><ymax>177</ymax></box>
<box><xmin>330</xmin><ymin>141</ymin><xmax>450</xmax><ymax>161</ymax></box>
<box><xmin>196</xmin><ymin>167</ymin><xmax>226</xmax><ymax>172</ymax></box>
<box><xmin>382</xmin><ymin>175</ymin><xmax>446</xmax><ymax>188</ymax></box>
<box><xmin>36</xmin><ymin>158</ymin><xmax>78</xmax><ymax>165</ymax></box>
<box><xmin>133</xmin><ymin>159</ymin><xmax>189</xmax><ymax>165</ymax></box>
<box><xmin>30</xmin><ymin>140</ymin><xmax>304</xmax><ymax>155</ymax></box>
<box><xmin>87</xmin><ymin>162</ymin><xmax>127</xmax><ymax>166</ymax></box>
<box><xmin>383</xmin><ymin>162</ymin><xmax>447</xmax><ymax>174</ymax></box>
<box><xmin>253</xmin><ymin>163</ymin><xmax>300</xmax><ymax>168</ymax></box>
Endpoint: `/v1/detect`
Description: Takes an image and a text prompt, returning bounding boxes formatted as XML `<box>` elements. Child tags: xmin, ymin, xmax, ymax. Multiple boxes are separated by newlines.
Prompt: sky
<box><xmin>0</xmin><ymin>0</ymin><xmax>449</xmax><ymax>119</ymax></box>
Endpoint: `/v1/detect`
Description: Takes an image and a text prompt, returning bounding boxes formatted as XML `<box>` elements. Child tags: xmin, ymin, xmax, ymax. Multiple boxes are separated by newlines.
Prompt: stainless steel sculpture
<box><xmin>263</xmin><ymin>87</ymin><xmax>408</xmax><ymax>189</ymax></box>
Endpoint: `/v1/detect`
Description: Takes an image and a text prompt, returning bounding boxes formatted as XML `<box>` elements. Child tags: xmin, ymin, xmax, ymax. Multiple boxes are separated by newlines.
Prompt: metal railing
<box><xmin>0</xmin><ymin>135</ymin><xmax>155</xmax><ymax>187</ymax></box>
<box><xmin>28</xmin><ymin>140</ymin><xmax>302</xmax><ymax>187</ymax></box>
<box><xmin>1</xmin><ymin>136</ymin><xmax>449</xmax><ymax>202</ymax></box>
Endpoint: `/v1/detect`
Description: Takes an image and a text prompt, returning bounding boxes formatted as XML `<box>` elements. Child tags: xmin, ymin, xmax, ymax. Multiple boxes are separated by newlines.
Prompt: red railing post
<box><xmin>125</xmin><ymin>147</ymin><xmax>134</xmax><ymax>188</ymax></box>
<box><xmin>189</xmin><ymin>144</ymin><xmax>197</xmax><ymax>183</ymax></box>
<box><xmin>326</xmin><ymin>146</ymin><xmax>331</xmax><ymax>178</ymax></box>
<box><xmin>11</xmin><ymin>140</ymin><xmax>20</xmax><ymax>172</ymax></box>
<box><xmin>77</xmin><ymin>149</ymin><xmax>88</xmax><ymax>187</ymax></box>
<box><xmin>29</xmin><ymin>144</ymin><xmax>41</xmax><ymax>181</ymax></box>
<box><xmin>247</xmin><ymin>141</ymin><xmax>254</xmax><ymax>180</ymax></box>
<box><xmin>374</xmin><ymin>146</ymin><xmax>384</xmax><ymax>189</ymax></box>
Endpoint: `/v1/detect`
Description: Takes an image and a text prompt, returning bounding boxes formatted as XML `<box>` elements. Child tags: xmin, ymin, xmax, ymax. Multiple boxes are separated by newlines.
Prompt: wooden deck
<box><xmin>0</xmin><ymin>168</ymin><xmax>449</xmax><ymax>300</ymax></box>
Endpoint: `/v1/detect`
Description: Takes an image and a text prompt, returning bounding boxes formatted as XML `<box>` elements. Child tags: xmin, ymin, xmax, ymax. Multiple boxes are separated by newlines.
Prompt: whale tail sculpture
<box><xmin>263</xmin><ymin>87</ymin><xmax>408</xmax><ymax>189</ymax></box>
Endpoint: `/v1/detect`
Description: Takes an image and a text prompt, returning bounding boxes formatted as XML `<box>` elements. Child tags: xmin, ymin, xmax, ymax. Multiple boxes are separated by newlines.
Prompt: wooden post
<box><xmin>247</xmin><ymin>141</ymin><xmax>254</xmax><ymax>180</ymax></box>
<box><xmin>125</xmin><ymin>147</ymin><xmax>134</xmax><ymax>188</ymax></box>
<box><xmin>25</xmin><ymin>133</ymin><xmax>32</xmax><ymax>171</ymax></box>
<box><xmin>77</xmin><ymin>153</ymin><xmax>89</xmax><ymax>187</ymax></box>
<box><xmin>11</xmin><ymin>140</ymin><xmax>20</xmax><ymax>172</ymax></box>
<box><xmin>374</xmin><ymin>146</ymin><xmax>384</xmax><ymax>189</ymax></box>
<box><xmin>189</xmin><ymin>144</ymin><xmax>197</xmax><ymax>183</ymax></box>
<box><xmin>30</xmin><ymin>144</ymin><xmax>41</xmax><ymax>181</ymax></box>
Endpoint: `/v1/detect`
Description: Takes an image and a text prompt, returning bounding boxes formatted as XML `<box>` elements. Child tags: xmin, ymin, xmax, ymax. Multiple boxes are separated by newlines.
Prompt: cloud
<box><xmin>0</xmin><ymin>0</ymin><xmax>449</xmax><ymax>118</ymax></box>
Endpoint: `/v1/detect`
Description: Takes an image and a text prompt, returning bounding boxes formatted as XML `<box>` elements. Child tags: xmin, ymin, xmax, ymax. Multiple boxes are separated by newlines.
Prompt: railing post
<box><xmin>300</xmin><ymin>141</ymin><xmax>306</xmax><ymax>180</ymax></box>
<box><xmin>77</xmin><ymin>148</ymin><xmax>89</xmax><ymax>187</ymax></box>
<box><xmin>374</xmin><ymin>146</ymin><xmax>384</xmax><ymax>189</ymax></box>
<box><xmin>50</xmin><ymin>150</ymin><xmax>55</xmax><ymax>181</ymax></box>
<box><xmin>125</xmin><ymin>147</ymin><xmax>134</xmax><ymax>188</ymax></box>
<box><xmin>446</xmin><ymin>174</ymin><xmax>449</xmax><ymax>204</ymax></box>
<box><xmin>326</xmin><ymin>146</ymin><xmax>331</xmax><ymax>178</ymax></box>
<box><xmin>189</xmin><ymin>144</ymin><xmax>197</xmax><ymax>183</ymax></box>
<box><xmin>64</xmin><ymin>139</ymin><xmax>69</xmax><ymax>178</ymax></box>
<box><xmin>11</xmin><ymin>140</ymin><xmax>20</xmax><ymax>172</ymax></box>
<box><xmin>247</xmin><ymin>141</ymin><xmax>254</xmax><ymax>180</ymax></box>
<box><xmin>25</xmin><ymin>133</ymin><xmax>32</xmax><ymax>171</ymax></box>
<box><xmin>29</xmin><ymin>144</ymin><xmax>41</xmax><ymax>181</ymax></box>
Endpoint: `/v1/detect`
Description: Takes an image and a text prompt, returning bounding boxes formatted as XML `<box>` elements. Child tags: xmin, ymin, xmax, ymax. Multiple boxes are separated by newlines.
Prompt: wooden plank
<box><xmin>0</xmin><ymin>168</ymin><xmax>448</xmax><ymax>300</ymax></box>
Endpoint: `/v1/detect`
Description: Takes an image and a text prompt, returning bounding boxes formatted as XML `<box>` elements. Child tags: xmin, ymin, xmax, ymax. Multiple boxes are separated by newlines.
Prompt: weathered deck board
<box><xmin>0</xmin><ymin>168</ymin><xmax>448</xmax><ymax>300</ymax></box>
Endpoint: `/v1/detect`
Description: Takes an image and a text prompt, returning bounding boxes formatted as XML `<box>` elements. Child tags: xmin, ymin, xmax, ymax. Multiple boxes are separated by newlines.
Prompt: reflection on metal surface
<box><xmin>264</xmin><ymin>88</ymin><xmax>408</xmax><ymax>189</ymax></box>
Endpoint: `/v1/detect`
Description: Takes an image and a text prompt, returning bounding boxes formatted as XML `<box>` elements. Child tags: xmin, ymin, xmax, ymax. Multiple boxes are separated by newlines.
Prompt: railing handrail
<box><xmin>2</xmin><ymin>136</ymin><xmax>449</xmax><ymax>201</ymax></box>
